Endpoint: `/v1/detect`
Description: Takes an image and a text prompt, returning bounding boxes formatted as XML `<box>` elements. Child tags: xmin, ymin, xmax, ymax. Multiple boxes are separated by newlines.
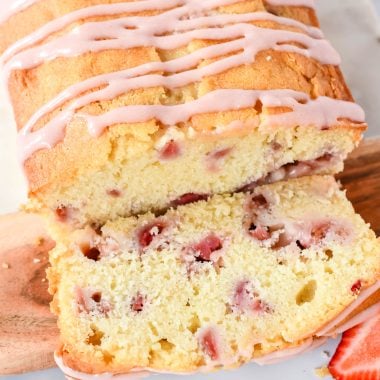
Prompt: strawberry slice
<box><xmin>328</xmin><ymin>313</ymin><xmax>380</xmax><ymax>380</ymax></box>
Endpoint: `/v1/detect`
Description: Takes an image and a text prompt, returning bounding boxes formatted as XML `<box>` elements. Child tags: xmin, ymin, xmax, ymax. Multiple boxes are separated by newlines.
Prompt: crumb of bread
<box><xmin>315</xmin><ymin>366</ymin><xmax>331</xmax><ymax>377</ymax></box>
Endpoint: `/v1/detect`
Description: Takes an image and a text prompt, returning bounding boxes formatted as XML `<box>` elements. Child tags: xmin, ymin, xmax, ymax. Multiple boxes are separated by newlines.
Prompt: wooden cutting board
<box><xmin>0</xmin><ymin>138</ymin><xmax>379</xmax><ymax>375</ymax></box>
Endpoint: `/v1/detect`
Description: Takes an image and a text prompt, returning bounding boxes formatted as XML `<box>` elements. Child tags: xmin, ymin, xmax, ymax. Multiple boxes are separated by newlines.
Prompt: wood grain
<box><xmin>337</xmin><ymin>137</ymin><xmax>380</xmax><ymax>235</ymax></box>
<box><xmin>0</xmin><ymin>213</ymin><xmax>58</xmax><ymax>375</ymax></box>
<box><xmin>0</xmin><ymin>138</ymin><xmax>379</xmax><ymax>375</ymax></box>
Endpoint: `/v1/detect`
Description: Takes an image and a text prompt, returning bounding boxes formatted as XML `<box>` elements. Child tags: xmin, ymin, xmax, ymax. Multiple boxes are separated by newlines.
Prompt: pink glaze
<box><xmin>0</xmin><ymin>0</ymin><xmax>343</xmax><ymax>164</ymax></box>
<box><xmin>82</xmin><ymin>91</ymin><xmax>363</xmax><ymax>137</ymax></box>
<box><xmin>0</xmin><ymin>0</ymin><xmax>365</xmax><ymax>173</ymax></box>
<box><xmin>266</xmin><ymin>0</ymin><xmax>315</xmax><ymax>7</ymax></box>
<box><xmin>18</xmin><ymin>89</ymin><xmax>365</xmax><ymax>162</ymax></box>
<box><xmin>3</xmin><ymin>13</ymin><xmax>331</xmax><ymax>73</ymax></box>
<box><xmin>6</xmin><ymin>10</ymin><xmax>328</xmax><ymax>134</ymax></box>
<box><xmin>325</xmin><ymin>302</ymin><xmax>380</xmax><ymax>336</ymax></box>
<box><xmin>0</xmin><ymin>0</ymin><xmax>322</xmax><ymax>63</ymax></box>
<box><xmin>316</xmin><ymin>280</ymin><xmax>380</xmax><ymax>337</ymax></box>
<box><xmin>0</xmin><ymin>0</ymin><xmax>37</xmax><ymax>24</ymax></box>
<box><xmin>253</xmin><ymin>337</ymin><xmax>327</xmax><ymax>365</ymax></box>
<box><xmin>54</xmin><ymin>338</ymin><xmax>327</xmax><ymax>379</ymax></box>
<box><xmin>55</xmin><ymin>354</ymin><xmax>150</xmax><ymax>380</ymax></box>
<box><xmin>15</xmin><ymin>21</ymin><xmax>334</xmax><ymax>161</ymax></box>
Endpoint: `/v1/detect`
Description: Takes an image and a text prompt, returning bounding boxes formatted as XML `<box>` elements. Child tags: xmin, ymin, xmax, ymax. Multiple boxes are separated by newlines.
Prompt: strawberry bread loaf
<box><xmin>0</xmin><ymin>0</ymin><xmax>366</xmax><ymax>225</ymax></box>
<box><xmin>1</xmin><ymin>1</ymin><xmax>379</xmax><ymax>379</ymax></box>
<box><xmin>48</xmin><ymin>176</ymin><xmax>380</xmax><ymax>377</ymax></box>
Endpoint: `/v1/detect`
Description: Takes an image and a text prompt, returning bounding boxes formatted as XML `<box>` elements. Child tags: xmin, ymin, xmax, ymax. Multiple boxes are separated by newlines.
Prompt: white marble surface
<box><xmin>0</xmin><ymin>1</ymin><xmax>379</xmax><ymax>380</ymax></box>
<box><xmin>316</xmin><ymin>0</ymin><xmax>380</xmax><ymax>137</ymax></box>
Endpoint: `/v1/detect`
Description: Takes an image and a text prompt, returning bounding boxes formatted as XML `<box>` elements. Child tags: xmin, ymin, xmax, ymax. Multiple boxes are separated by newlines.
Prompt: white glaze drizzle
<box><xmin>0</xmin><ymin>0</ymin><xmax>37</xmax><ymax>24</ymax></box>
<box><xmin>317</xmin><ymin>280</ymin><xmax>380</xmax><ymax>337</ymax></box>
<box><xmin>18</xmin><ymin>89</ymin><xmax>365</xmax><ymax>162</ymax></box>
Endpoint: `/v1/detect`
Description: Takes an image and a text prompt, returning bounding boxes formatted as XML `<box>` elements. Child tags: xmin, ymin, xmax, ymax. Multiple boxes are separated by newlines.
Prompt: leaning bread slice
<box><xmin>48</xmin><ymin>175</ymin><xmax>380</xmax><ymax>376</ymax></box>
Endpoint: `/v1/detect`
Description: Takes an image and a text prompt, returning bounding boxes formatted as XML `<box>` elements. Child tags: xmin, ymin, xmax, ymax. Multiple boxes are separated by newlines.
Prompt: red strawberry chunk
<box><xmin>159</xmin><ymin>140</ymin><xmax>181</xmax><ymax>160</ymax></box>
<box><xmin>192</xmin><ymin>234</ymin><xmax>223</xmax><ymax>262</ymax></box>
<box><xmin>107</xmin><ymin>189</ymin><xmax>122</xmax><ymax>197</ymax></box>
<box><xmin>205</xmin><ymin>147</ymin><xmax>232</xmax><ymax>172</ymax></box>
<box><xmin>250</xmin><ymin>194</ymin><xmax>268</xmax><ymax>209</ymax></box>
<box><xmin>55</xmin><ymin>205</ymin><xmax>79</xmax><ymax>224</ymax></box>
<box><xmin>80</xmin><ymin>243</ymin><xmax>101</xmax><ymax>261</ymax></box>
<box><xmin>351</xmin><ymin>280</ymin><xmax>362</xmax><ymax>294</ymax></box>
<box><xmin>199</xmin><ymin>328</ymin><xmax>220</xmax><ymax>361</ymax></box>
<box><xmin>76</xmin><ymin>287</ymin><xmax>112</xmax><ymax>316</ymax></box>
<box><xmin>56</xmin><ymin>205</ymin><xmax>68</xmax><ymax>221</ymax></box>
<box><xmin>131</xmin><ymin>293</ymin><xmax>146</xmax><ymax>313</ymax></box>
<box><xmin>311</xmin><ymin>222</ymin><xmax>331</xmax><ymax>242</ymax></box>
<box><xmin>137</xmin><ymin>220</ymin><xmax>166</xmax><ymax>249</ymax></box>
<box><xmin>232</xmin><ymin>281</ymin><xmax>271</xmax><ymax>314</ymax></box>
<box><xmin>328</xmin><ymin>314</ymin><xmax>380</xmax><ymax>380</ymax></box>
<box><xmin>171</xmin><ymin>193</ymin><xmax>209</xmax><ymax>207</ymax></box>
<box><xmin>233</xmin><ymin>281</ymin><xmax>253</xmax><ymax>310</ymax></box>
<box><xmin>249</xmin><ymin>225</ymin><xmax>270</xmax><ymax>241</ymax></box>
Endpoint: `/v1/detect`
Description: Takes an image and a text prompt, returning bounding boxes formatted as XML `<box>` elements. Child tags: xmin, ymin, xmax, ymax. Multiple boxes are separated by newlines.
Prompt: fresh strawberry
<box><xmin>328</xmin><ymin>313</ymin><xmax>380</xmax><ymax>380</ymax></box>
<box><xmin>198</xmin><ymin>328</ymin><xmax>220</xmax><ymax>361</ymax></box>
<box><xmin>191</xmin><ymin>234</ymin><xmax>223</xmax><ymax>262</ymax></box>
<box><xmin>171</xmin><ymin>193</ymin><xmax>208</xmax><ymax>207</ymax></box>
<box><xmin>137</xmin><ymin>220</ymin><xmax>167</xmax><ymax>249</ymax></box>
<box><xmin>159</xmin><ymin>140</ymin><xmax>181</xmax><ymax>160</ymax></box>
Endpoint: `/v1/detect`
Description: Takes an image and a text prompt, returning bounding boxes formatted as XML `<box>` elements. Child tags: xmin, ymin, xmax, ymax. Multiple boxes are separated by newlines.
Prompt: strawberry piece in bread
<box><xmin>328</xmin><ymin>313</ymin><xmax>380</xmax><ymax>380</ymax></box>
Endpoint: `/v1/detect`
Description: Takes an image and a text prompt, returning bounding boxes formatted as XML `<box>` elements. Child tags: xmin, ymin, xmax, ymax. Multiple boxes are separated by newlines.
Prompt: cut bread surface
<box><xmin>35</xmin><ymin>124</ymin><xmax>360</xmax><ymax>226</ymax></box>
<box><xmin>48</xmin><ymin>176</ymin><xmax>380</xmax><ymax>375</ymax></box>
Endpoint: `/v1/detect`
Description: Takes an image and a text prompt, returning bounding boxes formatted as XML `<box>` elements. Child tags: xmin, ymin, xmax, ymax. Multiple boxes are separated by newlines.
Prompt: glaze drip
<box><xmin>19</xmin><ymin>89</ymin><xmax>365</xmax><ymax>162</ymax></box>
<box><xmin>0</xmin><ymin>0</ymin><xmax>37</xmax><ymax>24</ymax></box>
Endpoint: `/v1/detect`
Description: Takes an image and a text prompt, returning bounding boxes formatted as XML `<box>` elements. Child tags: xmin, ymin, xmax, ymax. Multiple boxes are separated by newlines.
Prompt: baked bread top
<box><xmin>0</xmin><ymin>0</ymin><xmax>366</xmax><ymax>199</ymax></box>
